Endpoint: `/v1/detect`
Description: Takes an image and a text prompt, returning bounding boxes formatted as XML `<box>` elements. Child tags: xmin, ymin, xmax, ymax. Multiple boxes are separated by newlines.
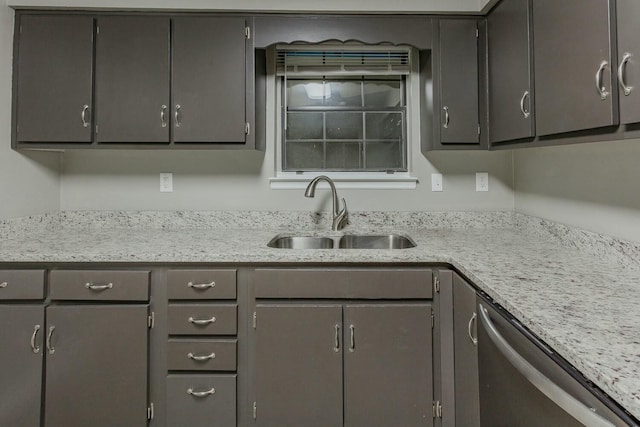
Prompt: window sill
<box><xmin>269</xmin><ymin>172</ymin><xmax>418</xmax><ymax>190</ymax></box>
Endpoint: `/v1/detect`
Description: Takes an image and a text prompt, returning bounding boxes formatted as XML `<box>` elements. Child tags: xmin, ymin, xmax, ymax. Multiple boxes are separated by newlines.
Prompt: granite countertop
<box><xmin>1</xmin><ymin>210</ymin><xmax>639</xmax><ymax>420</ymax></box>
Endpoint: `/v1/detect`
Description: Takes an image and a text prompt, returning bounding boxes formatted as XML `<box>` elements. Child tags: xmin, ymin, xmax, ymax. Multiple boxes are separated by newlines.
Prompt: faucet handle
<box><xmin>337</xmin><ymin>198</ymin><xmax>349</xmax><ymax>229</ymax></box>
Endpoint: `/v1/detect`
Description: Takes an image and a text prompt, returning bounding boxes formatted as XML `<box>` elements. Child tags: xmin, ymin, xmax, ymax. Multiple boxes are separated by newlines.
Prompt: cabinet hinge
<box><xmin>431</xmin><ymin>308</ymin><xmax>435</xmax><ymax>329</ymax></box>
<box><xmin>245</xmin><ymin>122</ymin><xmax>251</xmax><ymax>135</ymax></box>
<box><xmin>20</xmin><ymin>24</ymin><xmax>22</xmax><ymax>34</ymax></box>
<box><xmin>434</xmin><ymin>276</ymin><xmax>440</xmax><ymax>294</ymax></box>
<box><xmin>478</xmin><ymin>123</ymin><xmax>481</xmax><ymax>135</ymax></box>
<box><xmin>253</xmin><ymin>401</ymin><xmax>257</xmax><ymax>419</ymax></box>
<box><xmin>147</xmin><ymin>402</ymin><xmax>154</xmax><ymax>421</ymax></box>
<box><xmin>252</xmin><ymin>311</ymin><xmax>257</xmax><ymax>329</ymax></box>
<box><xmin>245</xmin><ymin>26</ymin><xmax>251</xmax><ymax>39</ymax></box>
<box><xmin>95</xmin><ymin>125</ymin><xmax>99</xmax><ymax>134</ymax></box>
<box><xmin>476</xmin><ymin>27</ymin><xmax>479</xmax><ymax>38</ymax></box>
<box><xmin>147</xmin><ymin>312</ymin><xmax>155</xmax><ymax>329</ymax></box>
<box><xmin>96</xmin><ymin>25</ymin><xmax>99</xmax><ymax>35</ymax></box>
<box><xmin>433</xmin><ymin>400</ymin><xmax>442</xmax><ymax>418</ymax></box>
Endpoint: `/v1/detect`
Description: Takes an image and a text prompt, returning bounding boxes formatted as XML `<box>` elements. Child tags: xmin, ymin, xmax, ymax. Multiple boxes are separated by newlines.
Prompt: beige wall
<box><xmin>514</xmin><ymin>138</ymin><xmax>640</xmax><ymax>243</ymax></box>
<box><xmin>0</xmin><ymin>5</ymin><xmax>60</xmax><ymax>219</ymax></box>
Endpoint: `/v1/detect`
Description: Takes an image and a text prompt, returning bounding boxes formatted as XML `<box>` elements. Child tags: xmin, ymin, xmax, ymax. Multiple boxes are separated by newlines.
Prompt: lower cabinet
<box><xmin>167</xmin><ymin>374</ymin><xmax>237</xmax><ymax>427</ymax></box>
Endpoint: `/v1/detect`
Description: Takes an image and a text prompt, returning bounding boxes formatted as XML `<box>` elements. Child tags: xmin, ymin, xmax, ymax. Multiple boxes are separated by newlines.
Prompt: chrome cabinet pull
<box><xmin>31</xmin><ymin>325</ymin><xmax>41</xmax><ymax>354</ymax></box>
<box><xmin>618</xmin><ymin>52</ymin><xmax>634</xmax><ymax>96</ymax></box>
<box><xmin>443</xmin><ymin>106</ymin><xmax>450</xmax><ymax>129</ymax></box>
<box><xmin>175</xmin><ymin>104</ymin><xmax>182</xmax><ymax>127</ymax></box>
<box><xmin>187</xmin><ymin>387</ymin><xmax>216</xmax><ymax>398</ymax></box>
<box><xmin>349</xmin><ymin>325</ymin><xmax>355</xmax><ymax>352</ymax></box>
<box><xmin>478</xmin><ymin>304</ymin><xmax>615</xmax><ymax>427</ymax></box>
<box><xmin>46</xmin><ymin>326</ymin><xmax>55</xmax><ymax>354</ymax></box>
<box><xmin>188</xmin><ymin>352</ymin><xmax>216</xmax><ymax>361</ymax></box>
<box><xmin>81</xmin><ymin>104</ymin><xmax>89</xmax><ymax>128</ymax></box>
<box><xmin>188</xmin><ymin>316</ymin><xmax>216</xmax><ymax>325</ymax></box>
<box><xmin>85</xmin><ymin>282</ymin><xmax>113</xmax><ymax>291</ymax></box>
<box><xmin>468</xmin><ymin>312</ymin><xmax>478</xmax><ymax>346</ymax></box>
<box><xmin>0</xmin><ymin>281</ymin><xmax>7</xmax><ymax>288</ymax></box>
<box><xmin>187</xmin><ymin>281</ymin><xmax>216</xmax><ymax>289</ymax></box>
<box><xmin>595</xmin><ymin>61</ymin><xmax>610</xmax><ymax>100</ymax></box>
<box><xmin>161</xmin><ymin>105</ymin><xmax>168</xmax><ymax>128</ymax></box>
<box><xmin>519</xmin><ymin>91</ymin><xmax>530</xmax><ymax>118</ymax></box>
<box><xmin>334</xmin><ymin>324</ymin><xmax>340</xmax><ymax>352</ymax></box>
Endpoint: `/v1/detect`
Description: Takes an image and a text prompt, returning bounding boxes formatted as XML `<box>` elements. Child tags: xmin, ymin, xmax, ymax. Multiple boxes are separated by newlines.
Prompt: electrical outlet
<box><xmin>431</xmin><ymin>173</ymin><xmax>443</xmax><ymax>192</ymax></box>
<box><xmin>160</xmin><ymin>173</ymin><xmax>173</xmax><ymax>192</ymax></box>
<box><xmin>476</xmin><ymin>172</ymin><xmax>489</xmax><ymax>192</ymax></box>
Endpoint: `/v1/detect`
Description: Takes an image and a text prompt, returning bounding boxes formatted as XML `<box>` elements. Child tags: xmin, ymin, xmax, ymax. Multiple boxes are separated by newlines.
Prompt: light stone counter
<box><xmin>0</xmin><ymin>210</ymin><xmax>639</xmax><ymax>421</ymax></box>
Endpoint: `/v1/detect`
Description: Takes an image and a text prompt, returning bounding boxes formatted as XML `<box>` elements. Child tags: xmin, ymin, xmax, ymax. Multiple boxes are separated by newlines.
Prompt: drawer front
<box><xmin>0</xmin><ymin>270</ymin><xmax>45</xmax><ymax>300</ymax></box>
<box><xmin>49</xmin><ymin>270</ymin><xmax>149</xmax><ymax>301</ymax></box>
<box><xmin>254</xmin><ymin>268</ymin><xmax>433</xmax><ymax>299</ymax></box>
<box><xmin>168</xmin><ymin>304</ymin><xmax>237</xmax><ymax>335</ymax></box>
<box><xmin>166</xmin><ymin>374</ymin><xmax>236</xmax><ymax>427</ymax></box>
<box><xmin>167</xmin><ymin>339</ymin><xmax>237</xmax><ymax>371</ymax></box>
<box><xmin>167</xmin><ymin>269</ymin><xmax>237</xmax><ymax>300</ymax></box>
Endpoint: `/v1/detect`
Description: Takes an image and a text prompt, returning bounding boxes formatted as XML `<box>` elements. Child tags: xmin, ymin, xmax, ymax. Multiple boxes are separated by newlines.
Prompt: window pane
<box><xmin>326</xmin><ymin>112</ymin><xmax>363</xmax><ymax>139</ymax></box>
<box><xmin>324</xmin><ymin>81</ymin><xmax>362</xmax><ymax>107</ymax></box>
<box><xmin>285</xmin><ymin>141</ymin><xmax>324</xmax><ymax>170</ymax></box>
<box><xmin>365</xmin><ymin>112</ymin><xmax>403</xmax><ymax>140</ymax></box>
<box><xmin>287</xmin><ymin>80</ymin><xmax>325</xmax><ymax>107</ymax></box>
<box><xmin>326</xmin><ymin>141</ymin><xmax>361</xmax><ymax>170</ymax></box>
<box><xmin>366</xmin><ymin>141</ymin><xmax>404</xmax><ymax>170</ymax></box>
<box><xmin>363</xmin><ymin>80</ymin><xmax>402</xmax><ymax>107</ymax></box>
<box><xmin>286</xmin><ymin>112</ymin><xmax>323</xmax><ymax>140</ymax></box>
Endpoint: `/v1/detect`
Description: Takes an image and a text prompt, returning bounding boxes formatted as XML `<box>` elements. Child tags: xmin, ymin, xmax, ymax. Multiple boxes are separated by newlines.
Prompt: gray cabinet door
<box><xmin>452</xmin><ymin>273</ymin><xmax>480</xmax><ymax>427</ymax></box>
<box><xmin>44</xmin><ymin>305</ymin><xmax>148</xmax><ymax>427</ymax></box>
<box><xmin>438</xmin><ymin>19</ymin><xmax>479</xmax><ymax>144</ymax></box>
<box><xmin>343</xmin><ymin>304</ymin><xmax>433</xmax><ymax>427</ymax></box>
<box><xmin>95</xmin><ymin>16</ymin><xmax>170</xmax><ymax>143</ymax></box>
<box><xmin>617</xmin><ymin>0</ymin><xmax>640</xmax><ymax>124</ymax></box>
<box><xmin>488</xmin><ymin>0</ymin><xmax>535</xmax><ymax>143</ymax></box>
<box><xmin>254</xmin><ymin>304</ymin><xmax>343</xmax><ymax>426</ymax></box>
<box><xmin>533</xmin><ymin>0</ymin><xmax>617</xmax><ymax>136</ymax></box>
<box><xmin>0</xmin><ymin>305</ymin><xmax>44</xmax><ymax>426</ymax></box>
<box><xmin>16</xmin><ymin>15</ymin><xmax>93</xmax><ymax>143</ymax></box>
<box><xmin>172</xmin><ymin>17</ymin><xmax>247</xmax><ymax>143</ymax></box>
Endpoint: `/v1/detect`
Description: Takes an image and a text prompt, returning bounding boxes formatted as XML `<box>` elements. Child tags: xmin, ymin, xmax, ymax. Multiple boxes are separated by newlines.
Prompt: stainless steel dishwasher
<box><xmin>476</xmin><ymin>296</ymin><xmax>639</xmax><ymax>427</ymax></box>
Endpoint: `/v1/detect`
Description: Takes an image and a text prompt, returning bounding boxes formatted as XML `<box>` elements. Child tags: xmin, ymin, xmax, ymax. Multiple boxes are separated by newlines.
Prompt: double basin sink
<box><xmin>268</xmin><ymin>234</ymin><xmax>416</xmax><ymax>250</ymax></box>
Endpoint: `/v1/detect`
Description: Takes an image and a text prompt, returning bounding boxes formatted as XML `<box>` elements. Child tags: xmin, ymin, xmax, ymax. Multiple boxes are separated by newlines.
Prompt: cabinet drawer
<box><xmin>167</xmin><ymin>339</ymin><xmax>237</xmax><ymax>371</ymax></box>
<box><xmin>49</xmin><ymin>270</ymin><xmax>149</xmax><ymax>301</ymax></box>
<box><xmin>0</xmin><ymin>270</ymin><xmax>45</xmax><ymax>300</ymax></box>
<box><xmin>166</xmin><ymin>374</ymin><xmax>236</xmax><ymax>427</ymax></box>
<box><xmin>168</xmin><ymin>304</ymin><xmax>237</xmax><ymax>335</ymax></box>
<box><xmin>167</xmin><ymin>269</ymin><xmax>236</xmax><ymax>300</ymax></box>
<box><xmin>254</xmin><ymin>268</ymin><xmax>433</xmax><ymax>299</ymax></box>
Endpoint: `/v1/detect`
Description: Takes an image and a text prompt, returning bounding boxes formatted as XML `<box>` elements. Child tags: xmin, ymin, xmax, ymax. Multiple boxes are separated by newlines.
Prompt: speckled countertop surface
<box><xmin>0</xmin><ymin>210</ymin><xmax>639</xmax><ymax>420</ymax></box>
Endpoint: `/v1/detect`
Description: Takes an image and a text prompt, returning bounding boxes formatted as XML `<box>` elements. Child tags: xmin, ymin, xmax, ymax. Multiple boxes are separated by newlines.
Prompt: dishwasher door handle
<box><xmin>478</xmin><ymin>303</ymin><xmax>615</xmax><ymax>427</ymax></box>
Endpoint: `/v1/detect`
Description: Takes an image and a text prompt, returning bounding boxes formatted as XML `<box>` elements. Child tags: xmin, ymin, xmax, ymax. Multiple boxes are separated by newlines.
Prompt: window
<box><xmin>270</xmin><ymin>45</ymin><xmax>419</xmax><ymax>189</ymax></box>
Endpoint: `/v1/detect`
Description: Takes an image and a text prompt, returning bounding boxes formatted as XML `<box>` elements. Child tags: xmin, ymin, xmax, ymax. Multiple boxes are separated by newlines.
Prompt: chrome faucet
<box><xmin>304</xmin><ymin>175</ymin><xmax>349</xmax><ymax>231</ymax></box>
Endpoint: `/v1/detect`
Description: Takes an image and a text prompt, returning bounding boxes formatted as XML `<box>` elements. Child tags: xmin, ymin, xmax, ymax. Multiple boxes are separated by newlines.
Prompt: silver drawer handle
<box><xmin>161</xmin><ymin>105</ymin><xmax>168</xmax><ymax>128</ymax></box>
<box><xmin>468</xmin><ymin>312</ymin><xmax>478</xmax><ymax>346</ymax></box>
<box><xmin>187</xmin><ymin>281</ymin><xmax>216</xmax><ymax>289</ymax></box>
<box><xmin>478</xmin><ymin>304</ymin><xmax>615</xmax><ymax>427</ymax></box>
<box><xmin>188</xmin><ymin>316</ymin><xmax>216</xmax><ymax>325</ymax></box>
<box><xmin>443</xmin><ymin>106</ymin><xmax>450</xmax><ymax>129</ymax></box>
<box><xmin>187</xmin><ymin>387</ymin><xmax>216</xmax><ymax>398</ymax></box>
<box><xmin>595</xmin><ymin>61</ymin><xmax>610</xmax><ymax>100</ymax></box>
<box><xmin>519</xmin><ymin>91</ymin><xmax>530</xmax><ymax>118</ymax></box>
<box><xmin>31</xmin><ymin>324</ymin><xmax>41</xmax><ymax>354</ymax></box>
<box><xmin>618</xmin><ymin>52</ymin><xmax>634</xmax><ymax>96</ymax></box>
<box><xmin>81</xmin><ymin>104</ymin><xmax>89</xmax><ymax>127</ymax></box>
<box><xmin>175</xmin><ymin>104</ymin><xmax>182</xmax><ymax>127</ymax></box>
<box><xmin>334</xmin><ymin>324</ymin><xmax>340</xmax><ymax>352</ymax></box>
<box><xmin>0</xmin><ymin>281</ymin><xmax>7</xmax><ymax>288</ymax></box>
<box><xmin>188</xmin><ymin>352</ymin><xmax>216</xmax><ymax>361</ymax></box>
<box><xmin>349</xmin><ymin>324</ymin><xmax>355</xmax><ymax>352</ymax></box>
<box><xmin>85</xmin><ymin>282</ymin><xmax>113</xmax><ymax>291</ymax></box>
<box><xmin>46</xmin><ymin>326</ymin><xmax>55</xmax><ymax>355</ymax></box>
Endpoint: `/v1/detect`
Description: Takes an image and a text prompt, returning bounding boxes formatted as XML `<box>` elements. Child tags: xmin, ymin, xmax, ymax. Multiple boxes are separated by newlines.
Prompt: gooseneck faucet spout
<box><xmin>304</xmin><ymin>175</ymin><xmax>349</xmax><ymax>231</ymax></box>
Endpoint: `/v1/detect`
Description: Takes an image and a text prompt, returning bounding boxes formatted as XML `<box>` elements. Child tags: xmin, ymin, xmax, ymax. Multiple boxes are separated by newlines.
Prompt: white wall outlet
<box><xmin>160</xmin><ymin>173</ymin><xmax>173</xmax><ymax>193</ymax></box>
<box><xmin>476</xmin><ymin>172</ymin><xmax>489</xmax><ymax>192</ymax></box>
<box><xmin>431</xmin><ymin>173</ymin><xmax>443</xmax><ymax>192</ymax></box>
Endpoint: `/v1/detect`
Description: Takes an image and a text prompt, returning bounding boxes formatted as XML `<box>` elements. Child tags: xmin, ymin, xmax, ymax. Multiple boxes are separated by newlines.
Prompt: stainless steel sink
<box><xmin>267</xmin><ymin>234</ymin><xmax>416</xmax><ymax>249</ymax></box>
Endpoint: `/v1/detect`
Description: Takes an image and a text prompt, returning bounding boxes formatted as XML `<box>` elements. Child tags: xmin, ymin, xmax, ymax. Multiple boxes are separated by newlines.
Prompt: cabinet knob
<box><xmin>0</xmin><ymin>281</ymin><xmax>7</xmax><ymax>288</ymax></box>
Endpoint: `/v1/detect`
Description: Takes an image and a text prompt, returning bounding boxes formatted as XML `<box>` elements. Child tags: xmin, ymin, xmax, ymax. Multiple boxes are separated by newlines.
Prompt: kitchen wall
<box><xmin>0</xmin><ymin>4</ymin><xmax>60</xmax><ymax>219</ymax></box>
<box><xmin>514</xmin><ymin>138</ymin><xmax>640</xmax><ymax>243</ymax></box>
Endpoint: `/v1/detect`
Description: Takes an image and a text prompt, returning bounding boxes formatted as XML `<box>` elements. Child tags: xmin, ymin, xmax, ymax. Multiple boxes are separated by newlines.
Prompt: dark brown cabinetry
<box><xmin>532</xmin><ymin>0</ymin><xmax>617</xmax><ymax>136</ymax></box>
<box><xmin>15</xmin><ymin>15</ymin><xmax>94</xmax><ymax>144</ymax></box>
<box><xmin>487</xmin><ymin>0</ymin><xmax>535</xmax><ymax>144</ymax></box>
<box><xmin>616</xmin><ymin>0</ymin><xmax>640</xmax><ymax>125</ymax></box>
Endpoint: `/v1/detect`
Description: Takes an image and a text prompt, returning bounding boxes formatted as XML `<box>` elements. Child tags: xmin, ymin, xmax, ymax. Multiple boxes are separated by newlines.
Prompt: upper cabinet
<box><xmin>13</xmin><ymin>13</ymin><xmax>256</xmax><ymax>150</ymax></box>
<box><xmin>15</xmin><ymin>15</ymin><xmax>94</xmax><ymax>143</ymax></box>
<box><xmin>487</xmin><ymin>0</ymin><xmax>534</xmax><ymax>144</ymax></box>
<box><xmin>616</xmin><ymin>0</ymin><xmax>640</xmax><ymax>125</ymax></box>
<box><xmin>532</xmin><ymin>0</ymin><xmax>617</xmax><ymax>137</ymax></box>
